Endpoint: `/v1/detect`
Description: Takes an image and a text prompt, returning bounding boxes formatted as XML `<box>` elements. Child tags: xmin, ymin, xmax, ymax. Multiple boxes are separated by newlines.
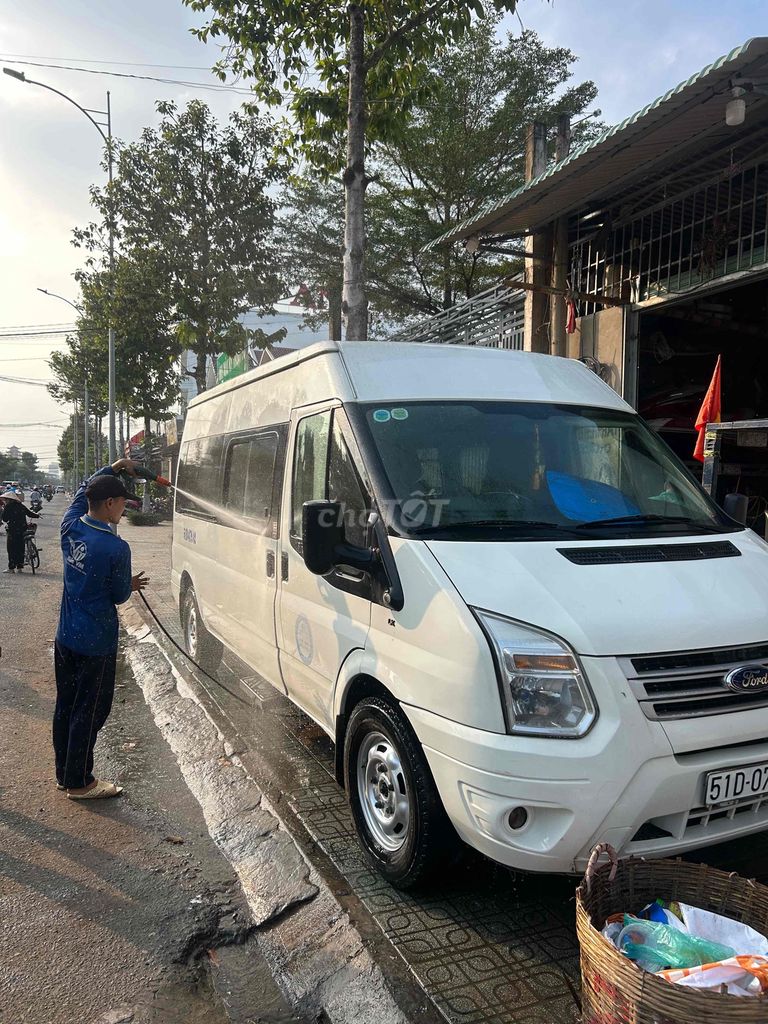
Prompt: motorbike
<box><xmin>30</xmin><ymin>498</ymin><xmax>43</xmax><ymax>514</ymax></box>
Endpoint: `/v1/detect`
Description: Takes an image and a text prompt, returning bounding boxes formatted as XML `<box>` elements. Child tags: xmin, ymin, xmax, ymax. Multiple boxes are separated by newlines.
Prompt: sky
<box><xmin>0</xmin><ymin>0</ymin><xmax>765</xmax><ymax>466</ymax></box>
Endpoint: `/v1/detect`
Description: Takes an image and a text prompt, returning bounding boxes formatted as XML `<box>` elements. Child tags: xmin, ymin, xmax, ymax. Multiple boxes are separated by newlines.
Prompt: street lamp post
<box><xmin>37</xmin><ymin>288</ymin><xmax>89</xmax><ymax>478</ymax></box>
<box><xmin>6</xmin><ymin>67</ymin><xmax>117</xmax><ymax>463</ymax></box>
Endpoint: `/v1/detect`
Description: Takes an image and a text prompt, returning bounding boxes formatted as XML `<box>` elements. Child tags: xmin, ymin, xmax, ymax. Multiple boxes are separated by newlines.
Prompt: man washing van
<box><xmin>54</xmin><ymin>458</ymin><xmax>149</xmax><ymax>799</ymax></box>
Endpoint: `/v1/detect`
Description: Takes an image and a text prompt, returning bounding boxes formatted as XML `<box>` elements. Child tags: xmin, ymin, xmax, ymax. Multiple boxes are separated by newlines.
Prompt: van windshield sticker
<box><xmin>372</xmin><ymin>409</ymin><xmax>391</xmax><ymax>423</ymax></box>
<box><xmin>391</xmin><ymin>407</ymin><xmax>409</xmax><ymax>421</ymax></box>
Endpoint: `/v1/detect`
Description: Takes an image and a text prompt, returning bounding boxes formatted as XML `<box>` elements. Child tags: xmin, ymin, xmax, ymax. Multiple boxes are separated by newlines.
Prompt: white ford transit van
<box><xmin>172</xmin><ymin>341</ymin><xmax>768</xmax><ymax>887</ymax></box>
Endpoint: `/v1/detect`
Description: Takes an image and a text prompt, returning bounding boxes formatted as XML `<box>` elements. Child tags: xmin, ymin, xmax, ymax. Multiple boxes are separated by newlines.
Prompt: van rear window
<box><xmin>177</xmin><ymin>436</ymin><xmax>224</xmax><ymax>517</ymax></box>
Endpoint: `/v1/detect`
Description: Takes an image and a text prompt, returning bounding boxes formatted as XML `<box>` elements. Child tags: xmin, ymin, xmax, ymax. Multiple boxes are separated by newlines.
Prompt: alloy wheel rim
<box><xmin>357</xmin><ymin>730</ymin><xmax>410</xmax><ymax>852</ymax></box>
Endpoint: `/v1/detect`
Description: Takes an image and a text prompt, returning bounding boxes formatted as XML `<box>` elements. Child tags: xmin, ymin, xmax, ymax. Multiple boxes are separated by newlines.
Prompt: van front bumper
<box><xmin>401</xmin><ymin>657</ymin><xmax>768</xmax><ymax>873</ymax></box>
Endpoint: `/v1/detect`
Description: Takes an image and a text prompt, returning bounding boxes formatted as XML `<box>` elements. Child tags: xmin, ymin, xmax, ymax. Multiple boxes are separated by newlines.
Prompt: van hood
<box><xmin>425</xmin><ymin>530</ymin><xmax>768</xmax><ymax>656</ymax></box>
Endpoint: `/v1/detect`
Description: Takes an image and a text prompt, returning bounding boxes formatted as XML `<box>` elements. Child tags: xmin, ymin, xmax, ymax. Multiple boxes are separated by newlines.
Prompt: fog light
<box><xmin>507</xmin><ymin>806</ymin><xmax>528</xmax><ymax>830</ymax></box>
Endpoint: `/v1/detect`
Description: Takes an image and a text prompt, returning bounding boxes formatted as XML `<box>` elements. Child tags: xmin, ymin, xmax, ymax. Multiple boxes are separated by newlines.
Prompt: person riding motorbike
<box><xmin>29</xmin><ymin>487</ymin><xmax>43</xmax><ymax>514</ymax></box>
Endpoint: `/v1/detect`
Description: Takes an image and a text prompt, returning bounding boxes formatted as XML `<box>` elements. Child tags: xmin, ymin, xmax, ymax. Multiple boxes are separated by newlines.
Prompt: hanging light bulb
<box><xmin>726</xmin><ymin>86</ymin><xmax>747</xmax><ymax>126</ymax></box>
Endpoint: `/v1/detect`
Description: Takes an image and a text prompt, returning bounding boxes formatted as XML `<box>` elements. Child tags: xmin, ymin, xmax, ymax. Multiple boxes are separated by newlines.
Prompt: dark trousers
<box><xmin>53</xmin><ymin>642</ymin><xmax>117</xmax><ymax>789</ymax></box>
<box><xmin>6</xmin><ymin>529</ymin><xmax>24</xmax><ymax>570</ymax></box>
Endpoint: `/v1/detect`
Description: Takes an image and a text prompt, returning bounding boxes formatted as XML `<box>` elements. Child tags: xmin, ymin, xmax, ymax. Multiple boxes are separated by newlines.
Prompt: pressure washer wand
<box><xmin>131</xmin><ymin>465</ymin><xmax>174</xmax><ymax>488</ymax></box>
<box><xmin>118</xmin><ymin>465</ymin><xmax>174</xmax><ymax>496</ymax></box>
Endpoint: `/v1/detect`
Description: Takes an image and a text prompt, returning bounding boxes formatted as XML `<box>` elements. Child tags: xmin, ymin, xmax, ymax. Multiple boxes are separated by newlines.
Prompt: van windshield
<box><xmin>356</xmin><ymin>401</ymin><xmax>736</xmax><ymax>540</ymax></box>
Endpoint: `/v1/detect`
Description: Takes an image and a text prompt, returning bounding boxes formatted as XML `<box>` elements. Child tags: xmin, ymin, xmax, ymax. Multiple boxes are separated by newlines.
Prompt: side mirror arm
<box><xmin>371</xmin><ymin>514</ymin><xmax>404</xmax><ymax>612</ymax></box>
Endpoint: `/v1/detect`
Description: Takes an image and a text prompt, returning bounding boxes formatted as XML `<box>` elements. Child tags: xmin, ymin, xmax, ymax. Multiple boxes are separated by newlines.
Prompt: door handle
<box><xmin>281</xmin><ymin>551</ymin><xmax>289</xmax><ymax>582</ymax></box>
<box><xmin>266</xmin><ymin>550</ymin><xmax>276</xmax><ymax>578</ymax></box>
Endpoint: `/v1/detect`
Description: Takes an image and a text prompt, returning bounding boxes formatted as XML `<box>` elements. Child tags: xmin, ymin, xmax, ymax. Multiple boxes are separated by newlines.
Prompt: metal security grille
<box><xmin>388</xmin><ymin>280</ymin><xmax>525</xmax><ymax>349</ymax></box>
<box><xmin>570</xmin><ymin>132</ymin><xmax>768</xmax><ymax>314</ymax></box>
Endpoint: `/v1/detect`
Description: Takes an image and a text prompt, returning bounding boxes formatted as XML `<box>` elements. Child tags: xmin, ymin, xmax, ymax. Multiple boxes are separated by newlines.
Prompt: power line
<box><xmin>2</xmin><ymin>59</ymin><xmax>257</xmax><ymax>95</ymax></box>
<box><xmin>0</xmin><ymin>54</ymin><xmax>214</xmax><ymax>71</ymax></box>
<box><xmin>1</xmin><ymin>59</ymin><xmax>411</xmax><ymax>103</ymax></box>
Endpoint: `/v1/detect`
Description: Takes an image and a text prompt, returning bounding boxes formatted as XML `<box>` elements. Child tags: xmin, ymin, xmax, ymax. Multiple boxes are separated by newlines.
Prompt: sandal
<box><xmin>67</xmin><ymin>780</ymin><xmax>123</xmax><ymax>800</ymax></box>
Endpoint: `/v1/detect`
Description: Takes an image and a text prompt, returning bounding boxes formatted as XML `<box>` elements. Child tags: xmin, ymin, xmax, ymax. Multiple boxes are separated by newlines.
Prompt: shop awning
<box><xmin>428</xmin><ymin>37</ymin><xmax>768</xmax><ymax>248</ymax></box>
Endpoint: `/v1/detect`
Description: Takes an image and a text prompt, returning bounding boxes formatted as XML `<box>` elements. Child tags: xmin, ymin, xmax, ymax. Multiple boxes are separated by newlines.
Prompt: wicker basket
<box><xmin>576</xmin><ymin>843</ymin><xmax>768</xmax><ymax>1024</ymax></box>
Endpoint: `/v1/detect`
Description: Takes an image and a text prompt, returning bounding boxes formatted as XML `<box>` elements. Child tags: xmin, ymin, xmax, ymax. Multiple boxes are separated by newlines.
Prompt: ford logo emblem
<box><xmin>724</xmin><ymin>665</ymin><xmax>768</xmax><ymax>693</ymax></box>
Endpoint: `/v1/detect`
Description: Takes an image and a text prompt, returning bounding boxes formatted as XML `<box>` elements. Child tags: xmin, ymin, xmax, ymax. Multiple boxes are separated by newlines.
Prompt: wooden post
<box><xmin>550</xmin><ymin>114</ymin><xmax>571</xmax><ymax>358</ymax></box>
<box><xmin>524</xmin><ymin>122</ymin><xmax>550</xmax><ymax>354</ymax></box>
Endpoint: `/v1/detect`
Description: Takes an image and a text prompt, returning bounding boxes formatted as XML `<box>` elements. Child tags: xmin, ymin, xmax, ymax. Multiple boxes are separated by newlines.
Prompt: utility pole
<box><xmin>550</xmin><ymin>114</ymin><xmax>571</xmax><ymax>358</ymax></box>
<box><xmin>523</xmin><ymin>122</ymin><xmax>550</xmax><ymax>354</ymax></box>
<box><xmin>73</xmin><ymin>404</ymin><xmax>79</xmax><ymax>491</ymax></box>
<box><xmin>106</xmin><ymin>91</ymin><xmax>116</xmax><ymax>463</ymax></box>
<box><xmin>83</xmin><ymin>381</ymin><xmax>90</xmax><ymax>478</ymax></box>
<box><xmin>5</xmin><ymin>69</ymin><xmax>117</xmax><ymax>461</ymax></box>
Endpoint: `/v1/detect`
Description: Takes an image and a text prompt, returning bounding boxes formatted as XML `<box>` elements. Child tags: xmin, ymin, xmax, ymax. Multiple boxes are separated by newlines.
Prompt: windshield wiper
<box><xmin>574</xmin><ymin>513</ymin><xmax>723</xmax><ymax>532</ymax></box>
<box><xmin>408</xmin><ymin>518</ymin><xmax>586</xmax><ymax>537</ymax></box>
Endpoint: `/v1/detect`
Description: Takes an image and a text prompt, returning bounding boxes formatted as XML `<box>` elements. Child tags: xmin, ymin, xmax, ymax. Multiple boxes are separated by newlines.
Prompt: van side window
<box><xmin>328</xmin><ymin>422</ymin><xmax>370</xmax><ymax>548</ymax></box>
<box><xmin>177</xmin><ymin>436</ymin><xmax>223</xmax><ymax>517</ymax></box>
<box><xmin>223</xmin><ymin>433</ymin><xmax>279</xmax><ymax>528</ymax></box>
<box><xmin>291</xmin><ymin>411</ymin><xmax>332</xmax><ymax>541</ymax></box>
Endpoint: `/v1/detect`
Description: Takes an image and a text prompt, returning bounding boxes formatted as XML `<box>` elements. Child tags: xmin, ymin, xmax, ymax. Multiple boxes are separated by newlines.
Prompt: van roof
<box><xmin>188</xmin><ymin>340</ymin><xmax>631</xmax><ymax>412</ymax></box>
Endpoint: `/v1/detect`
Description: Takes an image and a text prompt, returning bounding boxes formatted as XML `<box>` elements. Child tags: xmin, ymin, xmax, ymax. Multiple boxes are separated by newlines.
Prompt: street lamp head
<box><xmin>3</xmin><ymin>67</ymin><xmax>26</xmax><ymax>82</ymax></box>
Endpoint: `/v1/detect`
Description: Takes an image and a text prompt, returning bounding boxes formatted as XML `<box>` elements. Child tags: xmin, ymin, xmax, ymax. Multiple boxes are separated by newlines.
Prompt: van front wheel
<box><xmin>344</xmin><ymin>696</ymin><xmax>456</xmax><ymax>889</ymax></box>
<box><xmin>182</xmin><ymin>585</ymin><xmax>223</xmax><ymax>676</ymax></box>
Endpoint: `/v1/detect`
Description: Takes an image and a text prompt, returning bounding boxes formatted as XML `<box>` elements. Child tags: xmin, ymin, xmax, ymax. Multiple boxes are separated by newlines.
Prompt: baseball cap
<box><xmin>86</xmin><ymin>475</ymin><xmax>131</xmax><ymax>502</ymax></box>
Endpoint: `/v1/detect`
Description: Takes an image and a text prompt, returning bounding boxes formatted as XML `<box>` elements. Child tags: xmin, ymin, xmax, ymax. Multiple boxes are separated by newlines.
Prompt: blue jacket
<box><xmin>56</xmin><ymin>467</ymin><xmax>132</xmax><ymax>656</ymax></box>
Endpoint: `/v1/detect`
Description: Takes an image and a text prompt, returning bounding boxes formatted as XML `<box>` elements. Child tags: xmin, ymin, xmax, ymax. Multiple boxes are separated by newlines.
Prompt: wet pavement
<box><xmin>0</xmin><ymin>497</ymin><xmax>303</xmax><ymax>1024</ymax></box>
<box><xmin>124</xmin><ymin>516</ymin><xmax>768</xmax><ymax>1024</ymax></box>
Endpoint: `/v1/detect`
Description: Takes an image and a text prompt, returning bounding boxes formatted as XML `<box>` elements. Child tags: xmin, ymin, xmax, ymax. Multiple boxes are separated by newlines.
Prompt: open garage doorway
<box><xmin>636</xmin><ymin>276</ymin><xmax>768</xmax><ymax>530</ymax></box>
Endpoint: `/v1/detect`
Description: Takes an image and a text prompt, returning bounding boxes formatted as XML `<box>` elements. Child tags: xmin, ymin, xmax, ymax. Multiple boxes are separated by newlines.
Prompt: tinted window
<box><xmin>328</xmin><ymin>424</ymin><xmax>370</xmax><ymax>548</ymax></box>
<box><xmin>291</xmin><ymin>411</ymin><xmax>331</xmax><ymax>538</ymax></box>
<box><xmin>177</xmin><ymin>436</ymin><xmax>223</xmax><ymax>516</ymax></box>
<box><xmin>223</xmin><ymin>433</ymin><xmax>279</xmax><ymax>525</ymax></box>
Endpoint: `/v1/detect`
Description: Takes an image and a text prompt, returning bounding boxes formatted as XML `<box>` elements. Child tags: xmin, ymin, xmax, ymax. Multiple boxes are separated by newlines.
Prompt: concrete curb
<box><xmin>120</xmin><ymin>604</ymin><xmax>410</xmax><ymax>1024</ymax></box>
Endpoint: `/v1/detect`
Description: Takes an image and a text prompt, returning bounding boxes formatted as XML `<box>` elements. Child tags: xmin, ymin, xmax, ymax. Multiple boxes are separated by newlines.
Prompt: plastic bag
<box><xmin>678</xmin><ymin>904</ymin><xmax>768</xmax><ymax>956</ymax></box>
<box><xmin>618</xmin><ymin>916</ymin><xmax>735</xmax><ymax>972</ymax></box>
<box><xmin>658</xmin><ymin>955</ymin><xmax>768</xmax><ymax>996</ymax></box>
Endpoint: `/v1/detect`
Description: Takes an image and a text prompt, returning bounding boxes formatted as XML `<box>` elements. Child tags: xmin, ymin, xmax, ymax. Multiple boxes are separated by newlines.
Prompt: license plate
<box><xmin>705</xmin><ymin>762</ymin><xmax>768</xmax><ymax>805</ymax></box>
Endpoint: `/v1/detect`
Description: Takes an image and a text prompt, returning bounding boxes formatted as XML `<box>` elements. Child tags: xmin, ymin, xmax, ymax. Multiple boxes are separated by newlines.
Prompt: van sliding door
<box><xmin>216</xmin><ymin>426</ymin><xmax>287</xmax><ymax>690</ymax></box>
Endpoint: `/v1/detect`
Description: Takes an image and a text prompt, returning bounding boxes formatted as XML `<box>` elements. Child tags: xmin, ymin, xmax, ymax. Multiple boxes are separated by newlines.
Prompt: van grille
<box><xmin>558</xmin><ymin>541</ymin><xmax>740</xmax><ymax>566</ymax></box>
<box><xmin>619</xmin><ymin>642</ymin><xmax>768</xmax><ymax>720</ymax></box>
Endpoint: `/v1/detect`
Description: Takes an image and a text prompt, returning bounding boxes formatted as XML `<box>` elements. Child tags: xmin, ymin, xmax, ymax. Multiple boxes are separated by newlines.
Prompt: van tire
<box><xmin>182</xmin><ymin>585</ymin><xmax>223</xmax><ymax>676</ymax></box>
<box><xmin>344</xmin><ymin>696</ymin><xmax>457</xmax><ymax>890</ymax></box>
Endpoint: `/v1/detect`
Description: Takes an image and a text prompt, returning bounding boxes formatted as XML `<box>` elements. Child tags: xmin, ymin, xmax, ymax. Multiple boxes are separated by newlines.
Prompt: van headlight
<box><xmin>474</xmin><ymin>611</ymin><xmax>596</xmax><ymax>738</ymax></box>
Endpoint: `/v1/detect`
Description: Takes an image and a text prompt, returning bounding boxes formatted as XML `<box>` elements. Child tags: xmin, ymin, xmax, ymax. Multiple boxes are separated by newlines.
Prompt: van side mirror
<box><xmin>302</xmin><ymin>500</ymin><xmax>376</xmax><ymax>576</ymax></box>
<box><xmin>723</xmin><ymin>492</ymin><xmax>748</xmax><ymax>525</ymax></box>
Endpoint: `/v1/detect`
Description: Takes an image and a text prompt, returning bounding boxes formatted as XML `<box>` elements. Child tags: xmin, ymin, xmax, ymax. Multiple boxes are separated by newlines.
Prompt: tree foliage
<box><xmin>184</xmin><ymin>0</ymin><xmax>521</xmax><ymax>340</ymax></box>
<box><xmin>279</xmin><ymin>25</ymin><xmax>600</xmax><ymax>332</ymax></box>
<box><xmin>77</xmin><ymin>100</ymin><xmax>283</xmax><ymax>392</ymax></box>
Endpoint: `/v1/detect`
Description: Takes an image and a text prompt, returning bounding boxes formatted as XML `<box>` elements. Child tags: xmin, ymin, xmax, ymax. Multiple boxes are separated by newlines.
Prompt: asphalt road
<box><xmin>0</xmin><ymin>496</ymin><xmax>302</xmax><ymax>1024</ymax></box>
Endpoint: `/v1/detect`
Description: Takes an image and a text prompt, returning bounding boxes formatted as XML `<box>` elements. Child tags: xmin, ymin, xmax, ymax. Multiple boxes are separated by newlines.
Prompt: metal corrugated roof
<box><xmin>428</xmin><ymin>37</ymin><xmax>768</xmax><ymax>248</ymax></box>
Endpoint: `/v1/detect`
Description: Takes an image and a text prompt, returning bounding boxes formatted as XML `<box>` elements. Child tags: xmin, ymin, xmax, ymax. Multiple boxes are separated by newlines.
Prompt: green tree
<box><xmin>77</xmin><ymin>101</ymin><xmax>283</xmax><ymax>394</ymax></box>
<box><xmin>276</xmin><ymin>176</ymin><xmax>346</xmax><ymax>341</ymax></box>
<box><xmin>57</xmin><ymin>417</ymin><xmax>107</xmax><ymax>481</ymax></box>
<box><xmin>278</xmin><ymin>25</ymin><xmax>600</xmax><ymax>331</ymax></box>
<box><xmin>185</xmin><ymin>0</ymin><xmax>520</xmax><ymax>342</ymax></box>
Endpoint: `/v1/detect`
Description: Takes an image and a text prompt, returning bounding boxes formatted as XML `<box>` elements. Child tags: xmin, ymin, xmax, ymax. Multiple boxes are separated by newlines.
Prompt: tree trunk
<box><xmin>194</xmin><ymin>347</ymin><xmax>208</xmax><ymax>394</ymax></box>
<box><xmin>142</xmin><ymin>412</ymin><xmax>152</xmax><ymax>512</ymax></box>
<box><xmin>342</xmin><ymin>4</ymin><xmax>368</xmax><ymax>341</ymax></box>
<box><xmin>327</xmin><ymin>286</ymin><xmax>343</xmax><ymax>341</ymax></box>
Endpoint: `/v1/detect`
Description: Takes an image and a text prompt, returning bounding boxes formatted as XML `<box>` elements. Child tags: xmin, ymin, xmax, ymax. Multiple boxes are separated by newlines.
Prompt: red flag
<box><xmin>693</xmin><ymin>355</ymin><xmax>722</xmax><ymax>462</ymax></box>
